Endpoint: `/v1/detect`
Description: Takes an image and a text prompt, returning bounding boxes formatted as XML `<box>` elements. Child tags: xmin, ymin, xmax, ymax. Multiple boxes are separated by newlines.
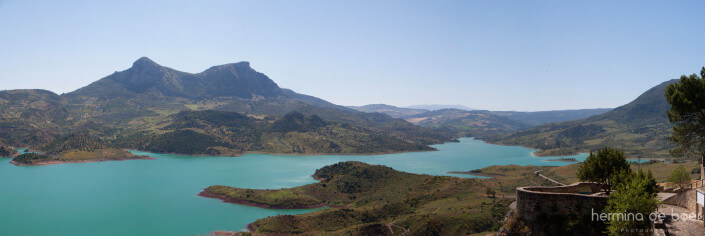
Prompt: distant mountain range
<box><xmin>488</xmin><ymin>109</ymin><xmax>613</xmax><ymax>126</ymax></box>
<box><xmin>486</xmin><ymin>80</ymin><xmax>678</xmax><ymax>158</ymax></box>
<box><xmin>349</xmin><ymin>104</ymin><xmax>612</xmax><ymax>138</ymax></box>
<box><xmin>403</xmin><ymin>109</ymin><xmax>533</xmax><ymax>138</ymax></box>
<box><xmin>404</xmin><ymin>104</ymin><xmax>476</xmax><ymax>111</ymax></box>
<box><xmin>0</xmin><ymin>57</ymin><xmax>453</xmax><ymax>157</ymax></box>
<box><xmin>347</xmin><ymin>104</ymin><xmax>429</xmax><ymax>118</ymax></box>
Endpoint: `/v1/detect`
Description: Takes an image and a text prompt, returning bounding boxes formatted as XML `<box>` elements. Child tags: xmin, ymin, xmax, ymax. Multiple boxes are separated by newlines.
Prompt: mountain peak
<box><xmin>132</xmin><ymin>57</ymin><xmax>161</xmax><ymax>69</ymax></box>
<box><xmin>205</xmin><ymin>61</ymin><xmax>251</xmax><ymax>71</ymax></box>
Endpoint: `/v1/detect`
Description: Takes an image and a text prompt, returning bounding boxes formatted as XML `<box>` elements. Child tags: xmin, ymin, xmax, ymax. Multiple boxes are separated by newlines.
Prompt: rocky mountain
<box><xmin>0</xmin><ymin>57</ymin><xmax>453</xmax><ymax>155</ymax></box>
<box><xmin>486</xmin><ymin>80</ymin><xmax>678</xmax><ymax>158</ymax></box>
<box><xmin>66</xmin><ymin>57</ymin><xmax>282</xmax><ymax>100</ymax></box>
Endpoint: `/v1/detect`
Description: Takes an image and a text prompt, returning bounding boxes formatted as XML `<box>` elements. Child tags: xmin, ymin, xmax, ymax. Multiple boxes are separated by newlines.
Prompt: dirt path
<box><xmin>658</xmin><ymin>205</ymin><xmax>705</xmax><ymax>236</ymax></box>
<box><xmin>386</xmin><ymin>221</ymin><xmax>409</xmax><ymax>236</ymax></box>
<box><xmin>534</xmin><ymin>170</ymin><xmax>565</xmax><ymax>186</ymax></box>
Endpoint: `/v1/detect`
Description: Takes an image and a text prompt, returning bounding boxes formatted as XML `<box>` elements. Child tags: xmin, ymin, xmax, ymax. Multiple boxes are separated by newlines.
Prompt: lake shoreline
<box><xmin>10</xmin><ymin>156</ymin><xmax>155</xmax><ymax>166</ymax></box>
<box><xmin>480</xmin><ymin>139</ymin><xmax>582</xmax><ymax>157</ymax></box>
<box><xmin>127</xmin><ymin>147</ymin><xmax>439</xmax><ymax>158</ymax></box>
<box><xmin>544</xmin><ymin>158</ymin><xmax>579</xmax><ymax>162</ymax></box>
<box><xmin>198</xmin><ymin>190</ymin><xmax>329</xmax><ymax>210</ymax></box>
<box><xmin>446</xmin><ymin>170</ymin><xmax>503</xmax><ymax>178</ymax></box>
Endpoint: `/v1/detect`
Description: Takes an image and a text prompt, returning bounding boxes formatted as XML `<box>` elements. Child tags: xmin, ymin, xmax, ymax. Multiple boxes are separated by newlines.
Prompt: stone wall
<box><xmin>516</xmin><ymin>182</ymin><xmax>608</xmax><ymax>222</ymax></box>
<box><xmin>663</xmin><ymin>188</ymin><xmax>704</xmax><ymax>219</ymax></box>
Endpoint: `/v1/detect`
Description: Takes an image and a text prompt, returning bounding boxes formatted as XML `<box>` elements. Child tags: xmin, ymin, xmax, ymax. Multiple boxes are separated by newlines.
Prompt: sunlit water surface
<box><xmin>0</xmin><ymin>138</ymin><xmax>587</xmax><ymax>235</ymax></box>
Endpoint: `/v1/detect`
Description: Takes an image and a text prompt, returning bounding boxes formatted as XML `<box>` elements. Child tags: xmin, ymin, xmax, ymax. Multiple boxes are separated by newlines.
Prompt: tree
<box><xmin>603</xmin><ymin>169</ymin><xmax>660</xmax><ymax>235</ymax></box>
<box><xmin>665</xmin><ymin>67</ymin><xmax>705</xmax><ymax>179</ymax></box>
<box><xmin>667</xmin><ymin>165</ymin><xmax>691</xmax><ymax>189</ymax></box>
<box><xmin>577</xmin><ymin>147</ymin><xmax>631</xmax><ymax>194</ymax></box>
<box><xmin>486</xmin><ymin>187</ymin><xmax>496</xmax><ymax>198</ymax></box>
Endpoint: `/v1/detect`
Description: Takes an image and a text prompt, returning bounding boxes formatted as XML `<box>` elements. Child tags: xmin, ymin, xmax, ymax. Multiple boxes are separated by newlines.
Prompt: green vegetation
<box><xmin>487</xmin><ymin>79</ymin><xmax>679</xmax><ymax>159</ymax></box>
<box><xmin>0</xmin><ymin>143</ymin><xmax>17</xmax><ymax>157</ymax></box>
<box><xmin>348</xmin><ymin>104</ymin><xmax>430</xmax><ymax>118</ymax></box>
<box><xmin>11</xmin><ymin>153</ymin><xmax>54</xmax><ymax>165</ymax></box>
<box><xmin>204</xmin><ymin>185</ymin><xmax>323</xmax><ymax>208</ymax></box>
<box><xmin>204</xmin><ymin>161</ymin><xmax>530</xmax><ymax>235</ymax></box>
<box><xmin>542</xmin><ymin>160</ymin><xmax>700</xmax><ymax>184</ymax></box>
<box><xmin>270</xmin><ymin>112</ymin><xmax>327</xmax><ymax>133</ymax></box>
<box><xmin>603</xmin><ymin>170</ymin><xmax>659</xmax><ymax>235</ymax></box>
<box><xmin>449</xmin><ymin>165</ymin><xmax>548</xmax><ymax>179</ymax></box>
<box><xmin>28</xmin><ymin>133</ymin><xmax>141</xmax><ymax>163</ymax></box>
<box><xmin>350</xmin><ymin>104</ymin><xmax>612</xmax><ymax>131</ymax></box>
<box><xmin>117</xmin><ymin>110</ymin><xmax>434</xmax><ymax>155</ymax></box>
<box><xmin>402</xmin><ymin>109</ymin><xmax>531</xmax><ymax>138</ymax></box>
<box><xmin>39</xmin><ymin>133</ymin><xmax>113</xmax><ymax>155</ymax></box>
<box><xmin>144</xmin><ymin>130</ymin><xmax>226</xmax><ymax>155</ymax></box>
<box><xmin>667</xmin><ymin>165</ymin><xmax>691</xmax><ymax>188</ymax></box>
<box><xmin>204</xmin><ymin>160</ymin><xmax>693</xmax><ymax>235</ymax></box>
<box><xmin>488</xmin><ymin>108</ymin><xmax>613</xmax><ymax>126</ymax></box>
<box><xmin>577</xmin><ymin>148</ymin><xmax>631</xmax><ymax>193</ymax></box>
<box><xmin>665</xmin><ymin>67</ymin><xmax>705</xmax><ymax>164</ymax></box>
<box><xmin>0</xmin><ymin>90</ymin><xmax>66</xmax><ymax>147</ymax></box>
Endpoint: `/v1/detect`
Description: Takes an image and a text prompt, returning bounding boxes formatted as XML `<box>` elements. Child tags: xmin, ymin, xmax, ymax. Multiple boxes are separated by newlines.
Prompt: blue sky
<box><xmin>1</xmin><ymin>0</ymin><xmax>703</xmax><ymax>111</ymax></box>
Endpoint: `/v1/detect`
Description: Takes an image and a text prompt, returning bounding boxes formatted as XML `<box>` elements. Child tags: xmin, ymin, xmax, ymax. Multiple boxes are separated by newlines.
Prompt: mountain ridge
<box><xmin>350</xmin><ymin>103</ymin><xmax>613</xmax><ymax>138</ymax></box>
<box><xmin>0</xmin><ymin>57</ymin><xmax>453</xmax><ymax>155</ymax></box>
<box><xmin>66</xmin><ymin>57</ymin><xmax>282</xmax><ymax>100</ymax></box>
<box><xmin>486</xmin><ymin>79</ymin><xmax>678</xmax><ymax>158</ymax></box>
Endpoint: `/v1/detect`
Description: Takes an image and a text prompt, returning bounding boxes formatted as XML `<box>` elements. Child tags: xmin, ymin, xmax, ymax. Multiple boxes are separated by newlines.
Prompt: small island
<box><xmin>448</xmin><ymin>165</ymin><xmax>548</xmax><ymax>178</ymax></box>
<box><xmin>10</xmin><ymin>133</ymin><xmax>151</xmax><ymax>166</ymax></box>
<box><xmin>200</xmin><ymin>186</ymin><xmax>326</xmax><ymax>209</ymax></box>
<box><xmin>544</xmin><ymin>157</ymin><xmax>578</xmax><ymax>162</ymax></box>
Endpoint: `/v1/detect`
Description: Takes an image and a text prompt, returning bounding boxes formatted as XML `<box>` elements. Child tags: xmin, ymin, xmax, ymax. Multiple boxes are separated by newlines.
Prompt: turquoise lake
<box><xmin>0</xmin><ymin>138</ymin><xmax>587</xmax><ymax>236</ymax></box>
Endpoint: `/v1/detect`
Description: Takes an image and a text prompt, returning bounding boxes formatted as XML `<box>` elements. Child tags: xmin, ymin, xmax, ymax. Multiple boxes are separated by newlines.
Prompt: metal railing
<box><xmin>682</xmin><ymin>179</ymin><xmax>705</xmax><ymax>191</ymax></box>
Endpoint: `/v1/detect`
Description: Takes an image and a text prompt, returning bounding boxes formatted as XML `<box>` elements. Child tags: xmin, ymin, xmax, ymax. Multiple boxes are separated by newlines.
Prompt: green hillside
<box><xmin>486</xmin><ymin>80</ymin><xmax>678</xmax><ymax>158</ymax></box>
<box><xmin>37</xmin><ymin>133</ymin><xmax>141</xmax><ymax>162</ymax></box>
<box><xmin>0</xmin><ymin>143</ymin><xmax>17</xmax><ymax>157</ymax></box>
<box><xmin>202</xmin><ymin>161</ymin><xmax>520</xmax><ymax>235</ymax></box>
<box><xmin>348</xmin><ymin>104</ymin><xmax>430</xmax><ymax>118</ymax></box>
<box><xmin>488</xmin><ymin>108</ymin><xmax>612</xmax><ymax>126</ymax></box>
<box><xmin>351</xmin><ymin>104</ymin><xmax>612</xmax><ymax>139</ymax></box>
<box><xmin>0</xmin><ymin>89</ymin><xmax>68</xmax><ymax>146</ymax></box>
<box><xmin>116</xmin><ymin>110</ymin><xmax>435</xmax><ymax>155</ymax></box>
<box><xmin>404</xmin><ymin>109</ymin><xmax>532</xmax><ymax>138</ymax></box>
<box><xmin>11</xmin><ymin>153</ymin><xmax>54</xmax><ymax>165</ymax></box>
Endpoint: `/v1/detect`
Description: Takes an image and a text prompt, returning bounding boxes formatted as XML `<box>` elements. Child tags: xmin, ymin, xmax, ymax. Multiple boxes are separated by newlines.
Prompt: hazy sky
<box><xmin>1</xmin><ymin>1</ymin><xmax>703</xmax><ymax>111</ymax></box>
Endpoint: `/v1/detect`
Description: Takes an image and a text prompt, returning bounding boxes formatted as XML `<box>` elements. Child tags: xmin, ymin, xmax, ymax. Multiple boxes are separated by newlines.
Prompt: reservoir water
<box><xmin>0</xmin><ymin>138</ymin><xmax>586</xmax><ymax>235</ymax></box>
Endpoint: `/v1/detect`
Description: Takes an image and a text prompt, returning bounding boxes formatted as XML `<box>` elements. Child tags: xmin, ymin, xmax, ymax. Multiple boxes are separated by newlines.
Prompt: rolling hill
<box><xmin>114</xmin><ymin>110</ymin><xmax>433</xmax><ymax>155</ymax></box>
<box><xmin>486</xmin><ymin>79</ymin><xmax>678</xmax><ymax>158</ymax></box>
<box><xmin>488</xmin><ymin>108</ymin><xmax>612</xmax><ymax>126</ymax></box>
<box><xmin>202</xmin><ymin>161</ymin><xmax>515</xmax><ymax>235</ymax></box>
<box><xmin>403</xmin><ymin>109</ymin><xmax>532</xmax><ymax>138</ymax></box>
<box><xmin>405</xmin><ymin>104</ymin><xmax>475</xmax><ymax>111</ymax></box>
<box><xmin>347</xmin><ymin>104</ymin><xmax>429</xmax><ymax>118</ymax></box>
<box><xmin>350</xmin><ymin>104</ymin><xmax>612</xmax><ymax>138</ymax></box>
